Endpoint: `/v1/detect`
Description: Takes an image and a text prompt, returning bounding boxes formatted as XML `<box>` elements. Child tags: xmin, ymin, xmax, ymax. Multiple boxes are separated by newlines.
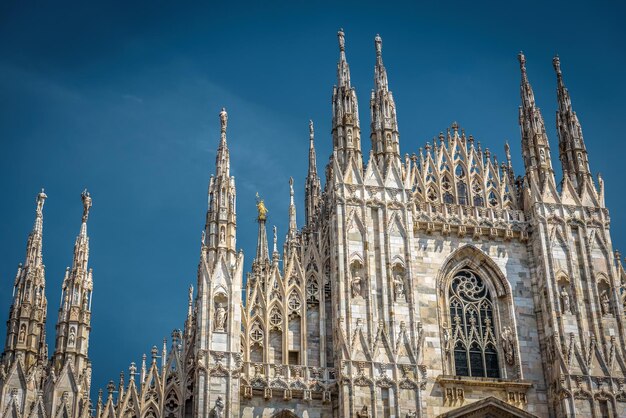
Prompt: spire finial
<box><xmin>338</xmin><ymin>28</ymin><xmax>345</xmax><ymax>52</ymax></box>
<box><xmin>309</xmin><ymin>119</ymin><xmax>314</xmax><ymax>142</ymax></box>
<box><xmin>375</xmin><ymin>34</ymin><xmax>382</xmax><ymax>57</ymax></box>
<box><xmin>518</xmin><ymin>51</ymin><xmax>526</xmax><ymax>73</ymax></box>
<box><xmin>255</xmin><ymin>192</ymin><xmax>268</xmax><ymax>221</ymax></box>
<box><xmin>272</xmin><ymin>225</ymin><xmax>277</xmax><ymax>253</ymax></box>
<box><xmin>36</xmin><ymin>189</ymin><xmax>47</xmax><ymax>216</ymax></box>
<box><xmin>187</xmin><ymin>284</ymin><xmax>193</xmax><ymax>316</ymax></box>
<box><xmin>553</xmin><ymin>55</ymin><xmax>561</xmax><ymax>76</ymax></box>
<box><xmin>219</xmin><ymin>107</ymin><xmax>228</xmax><ymax>134</ymax></box>
<box><xmin>81</xmin><ymin>189</ymin><xmax>92</xmax><ymax>223</ymax></box>
<box><xmin>129</xmin><ymin>362</ymin><xmax>137</xmax><ymax>381</ymax></box>
<box><xmin>289</xmin><ymin>176</ymin><xmax>294</xmax><ymax>204</ymax></box>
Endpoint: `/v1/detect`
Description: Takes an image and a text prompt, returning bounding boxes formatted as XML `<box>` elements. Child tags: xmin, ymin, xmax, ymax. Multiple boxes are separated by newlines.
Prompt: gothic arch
<box><xmin>437</xmin><ymin>244</ymin><xmax>511</xmax><ymax>298</ymax></box>
<box><xmin>437</xmin><ymin>244</ymin><xmax>518</xmax><ymax>379</ymax></box>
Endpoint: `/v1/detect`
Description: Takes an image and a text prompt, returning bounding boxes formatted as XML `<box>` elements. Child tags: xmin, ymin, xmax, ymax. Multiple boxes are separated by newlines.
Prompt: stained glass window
<box><xmin>449</xmin><ymin>269</ymin><xmax>500</xmax><ymax>378</ymax></box>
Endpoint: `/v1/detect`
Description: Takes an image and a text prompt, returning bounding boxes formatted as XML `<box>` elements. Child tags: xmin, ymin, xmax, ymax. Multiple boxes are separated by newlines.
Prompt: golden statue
<box><xmin>256</xmin><ymin>192</ymin><xmax>268</xmax><ymax>221</ymax></box>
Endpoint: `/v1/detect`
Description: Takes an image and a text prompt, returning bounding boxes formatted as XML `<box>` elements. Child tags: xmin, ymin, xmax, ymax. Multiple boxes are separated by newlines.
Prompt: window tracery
<box><xmin>449</xmin><ymin>269</ymin><xmax>500</xmax><ymax>378</ymax></box>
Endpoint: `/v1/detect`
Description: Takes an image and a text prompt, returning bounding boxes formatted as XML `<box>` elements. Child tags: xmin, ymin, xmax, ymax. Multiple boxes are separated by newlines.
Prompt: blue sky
<box><xmin>1</xmin><ymin>0</ymin><xmax>625</xmax><ymax>399</ymax></box>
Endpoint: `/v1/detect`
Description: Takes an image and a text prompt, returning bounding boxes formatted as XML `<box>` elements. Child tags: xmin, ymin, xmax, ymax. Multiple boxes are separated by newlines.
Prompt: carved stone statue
<box><xmin>442</xmin><ymin>328</ymin><xmax>450</xmax><ymax>355</ymax></box>
<box><xmin>501</xmin><ymin>326</ymin><xmax>515</xmax><ymax>365</ymax></box>
<box><xmin>406</xmin><ymin>411</ymin><xmax>417</xmax><ymax>418</ymax></box>
<box><xmin>219</xmin><ymin>108</ymin><xmax>228</xmax><ymax>133</ymax></box>
<box><xmin>351</xmin><ymin>275</ymin><xmax>362</xmax><ymax>298</ymax></box>
<box><xmin>81</xmin><ymin>189</ymin><xmax>92</xmax><ymax>223</ymax></box>
<box><xmin>18</xmin><ymin>324</ymin><xmax>26</xmax><ymax>343</ymax></box>
<box><xmin>36</xmin><ymin>189</ymin><xmax>47</xmax><ymax>215</ymax></box>
<box><xmin>68</xmin><ymin>326</ymin><xmax>76</xmax><ymax>346</ymax></box>
<box><xmin>215</xmin><ymin>303</ymin><xmax>227</xmax><ymax>332</ymax></box>
<box><xmin>601</xmin><ymin>290</ymin><xmax>611</xmax><ymax>315</ymax></box>
<box><xmin>560</xmin><ymin>287</ymin><xmax>570</xmax><ymax>313</ymax></box>
<box><xmin>356</xmin><ymin>405</ymin><xmax>370</xmax><ymax>418</ymax></box>
<box><xmin>393</xmin><ymin>274</ymin><xmax>405</xmax><ymax>301</ymax></box>
<box><xmin>213</xmin><ymin>395</ymin><xmax>224</xmax><ymax>418</ymax></box>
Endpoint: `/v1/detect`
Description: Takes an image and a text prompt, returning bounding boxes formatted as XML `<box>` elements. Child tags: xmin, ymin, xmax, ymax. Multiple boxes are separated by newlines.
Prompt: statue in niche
<box><xmin>393</xmin><ymin>274</ymin><xmax>405</xmax><ymax>301</ymax></box>
<box><xmin>406</xmin><ymin>411</ymin><xmax>417</xmax><ymax>418</ymax></box>
<box><xmin>23</xmin><ymin>284</ymin><xmax>30</xmax><ymax>303</ymax></box>
<box><xmin>356</xmin><ymin>405</ymin><xmax>370</xmax><ymax>418</ymax></box>
<box><xmin>68</xmin><ymin>326</ymin><xmax>76</xmax><ymax>346</ymax></box>
<box><xmin>18</xmin><ymin>324</ymin><xmax>26</xmax><ymax>343</ymax></box>
<box><xmin>601</xmin><ymin>290</ymin><xmax>611</xmax><ymax>315</ymax></box>
<box><xmin>351</xmin><ymin>274</ymin><xmax>362</xmax><ymax>298</ymax></box>
<box><xmin>219</xmin><ymin>228</ymin><xmax>225</xmax><ymax>244</ymax></box>
<box><xmin>213</xmin><ymin>396</ymin><xmax>224</xmax><ymax>418</ymax></box>
<box><xmin>35</xmin><ymin>287</ymin><xmax>41</xmax><ymax>307</ymax></box>
<box><xmin>215</xmin><ymin>303</ymin><xmax>227</xmax><ymax>332</ymax></box>
<box><xmin>501</xmin><ymin>326</ymin><xmax>515</xmax><ymax>365</ymax></box>
<box><xmin>560</xmin><ymin>287</ymin><xmax>570</xmax><ymax>313</ymax></box>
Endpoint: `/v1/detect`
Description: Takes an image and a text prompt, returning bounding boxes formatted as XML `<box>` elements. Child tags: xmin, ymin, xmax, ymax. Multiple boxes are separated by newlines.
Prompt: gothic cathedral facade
<box><xmin>2</xmin><ymin>30</ymin><xmax>626</xmax><ymax>418</ymax></box>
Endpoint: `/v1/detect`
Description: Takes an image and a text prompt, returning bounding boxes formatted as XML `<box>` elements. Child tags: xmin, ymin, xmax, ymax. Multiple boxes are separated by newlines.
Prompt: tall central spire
<box><xmin>332</xmin><ymin>29</ymin><xmax>363</xmax><ymax>173</ymax></box>
<box><xmin>518</xmin><ymin>52</ymin><xmax>555</xmax><ymax>190</ymax></box>
<box><xmin>370</xmin><ymin>34</ymin><xmax>400</xmax><ymax>172</ymax></box>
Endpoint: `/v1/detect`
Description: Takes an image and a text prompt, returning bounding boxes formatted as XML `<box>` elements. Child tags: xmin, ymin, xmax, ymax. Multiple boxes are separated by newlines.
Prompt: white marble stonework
<box><xmin>2</xmin><ymin>32</ymin><xmax>626</xmax><ymax>418</ymax></box>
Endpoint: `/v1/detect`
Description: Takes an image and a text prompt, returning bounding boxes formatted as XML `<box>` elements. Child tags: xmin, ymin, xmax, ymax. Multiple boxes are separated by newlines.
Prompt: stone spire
<box><xmin>205</xmin><ymin>107</ymin><xmax>237</xmax><ymax>265</ymax></box>
<box><xmin>53</xmin><ymin>189</ymin><xmax>94</xmax><ymax>382</ymax></box>
<box><xmin>332</xmin><ymin>29</ymin><xmax>363</xmax><ymax>172</ymax></box>
<box><xmin>288</xmin><ymin>177</ymin><xmax>297</xmax><ymax>238</ymax></box>
<box><xmin>253</xmin><ymin>193</ymin><xmax>270</xmax><ymax>271</ymax></box>
<box><xmin>518</xmin><ymin>52</ymin><xmax>555</xmax><ymax>189</ymax></box>
<box><xmin>305</xmin><ymin>120</ymin><xmax>321</xmax><ymax>226</ymax></box>
<box><xmin>216</xmin><ymin>107</ymin><xmax>230</xmax><ymax>178</ymax></box>
<box><xmin>2</xmin><ymin>190</ymin><xmax>49</xmax><ymax>369</ymax></box>
<box><xmin>370</xmin><ymin>34</ymin><xmax>400</xmax><ymax>171</ymax></box>
<box><xmin>284</xmin><ymin>177</ymin><xmax>300</xmax><ymax>258</ymax></box>
<box><xmin>553</xmin><ymin>56</ymin><xmax>592</xmax><ymax>190</ymax></box>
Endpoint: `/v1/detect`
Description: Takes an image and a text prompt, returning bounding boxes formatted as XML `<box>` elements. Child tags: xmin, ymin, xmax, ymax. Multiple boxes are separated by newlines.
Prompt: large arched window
<box><xmin>449</xmin><ymin>269</ymin><xmax>499</xmax><ymax>378</ymax></box>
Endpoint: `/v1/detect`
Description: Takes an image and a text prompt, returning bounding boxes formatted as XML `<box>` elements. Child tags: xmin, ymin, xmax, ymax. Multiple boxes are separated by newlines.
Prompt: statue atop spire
<box><xmin>338</xmin><ymin>28</ymin><xmax>345</xmax><ymax>53</ymax></box>
<box><xmin>375</xmin><ymin>34</ymin><xmax>382</xmax><ymax>58</ymax></box>
<box><xmin>219</xmin><ymin>107</ymin><xmax>228</xmax><ymax>134</ymax></box>
<box><xmin>309</xmin><ymin>119</ymin><xmax>314</xmax><ymax>141</ymax></box>
<box><xmin>81</xmin><ymin>189</ymin><xmax>92</xmax><ymax>223</ymax></box>
<box><xmin>255</xmin><ymin>193</ymin><xmax>268</xmax><ymax>221</ymax></box>
<box><xmin>518</xmin><ymin>51</ymin><xmax>526</xmax><ymax>72</ymax></box>
<box><xmin>36</xmin><ymin>189</ymin><xmax>47</xmax><ymax>216</ymax></box>
<box><xmin>552</xmin><ymin>55</ymin><xmax>562</xmax><ymax>76</ymax></box>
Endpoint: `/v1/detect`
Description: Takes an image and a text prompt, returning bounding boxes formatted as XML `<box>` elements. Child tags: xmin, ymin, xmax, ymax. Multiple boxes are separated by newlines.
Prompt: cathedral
<box><xmin>2</xmin><ymin>30</ymin><xmax>626</xmax><ymax>418</ymax></box>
